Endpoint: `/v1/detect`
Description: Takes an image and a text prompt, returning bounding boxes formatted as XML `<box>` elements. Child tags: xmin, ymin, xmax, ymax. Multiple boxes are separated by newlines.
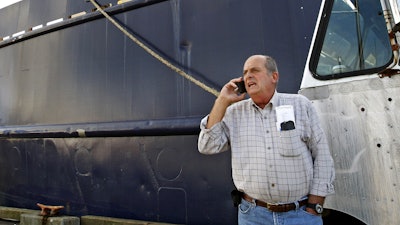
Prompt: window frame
<box><xmin>309</xmin><ymin>0</ymin><xmax>393</xmax><ymax>80</ymax></box>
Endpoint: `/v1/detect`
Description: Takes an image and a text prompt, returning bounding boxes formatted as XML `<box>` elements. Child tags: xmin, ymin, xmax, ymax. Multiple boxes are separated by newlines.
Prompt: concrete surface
<box><xmin>0</xmin><ymin>206</ymin><xmax>179</xmax><ymax>225</ymax></box>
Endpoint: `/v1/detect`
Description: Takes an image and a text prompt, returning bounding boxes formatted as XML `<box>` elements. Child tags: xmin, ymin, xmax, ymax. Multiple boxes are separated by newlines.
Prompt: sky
<box><xmin>0</xmin><ymin>0</ymin><xmax>22</xmax><ymax>10</ymax></box>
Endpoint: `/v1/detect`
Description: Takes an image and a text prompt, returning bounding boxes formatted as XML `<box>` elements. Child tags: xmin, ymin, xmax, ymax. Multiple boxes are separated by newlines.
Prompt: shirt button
<box><xmin>267</xmin><ymin>147</ymin><xmax>271</xmax><ymax>150</ymax></box>
<box><xmin>266</xmin><ymin>130</ymin><xmax>269</xmax><ymax>133</ymax></box>
<box><xmin>271</xmin><ymin>183</ymin><xmax>275</xmax><ymax>187</ymax></box>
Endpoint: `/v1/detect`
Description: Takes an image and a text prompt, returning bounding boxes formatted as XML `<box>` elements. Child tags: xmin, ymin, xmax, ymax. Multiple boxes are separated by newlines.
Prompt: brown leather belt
<box><xmin>243</xmin><ymin>193</ymin><xmax>307</xmax><ymax>212</ymax></box>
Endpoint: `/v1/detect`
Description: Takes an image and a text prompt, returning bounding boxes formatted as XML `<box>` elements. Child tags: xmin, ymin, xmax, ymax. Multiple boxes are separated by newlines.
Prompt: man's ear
<box><xmin>272</xmin><ymin>72</ymin><xmax>279</xmax><ymax>83</ymax></box>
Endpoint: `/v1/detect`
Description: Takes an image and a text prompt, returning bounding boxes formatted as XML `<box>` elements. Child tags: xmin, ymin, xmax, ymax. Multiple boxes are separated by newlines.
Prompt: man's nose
<box><xmin>244</xmin><ymin>72</ymin><xmax>253</xmax><ymax>79</ymax></box>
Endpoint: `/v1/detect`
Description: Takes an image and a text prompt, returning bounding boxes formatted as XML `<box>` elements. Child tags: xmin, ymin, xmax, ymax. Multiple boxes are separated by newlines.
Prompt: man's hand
<box><xmin>219</xmin><ymin>77</ymin><xmax>246</xmax><ymax>104</ymax></box>
<box><xmin>306</xmin><ymin>194</ymin><xmax>325</xmax><ymax>216</ymax></box>
<box><xmin>305</xmin><ymin>207</ymin><xmax>319</xmax><ymax>215</ymax></box>
<box><xmin>206</xmin><ymin>77</ymin><xmax>246</xmax><ymax>129</ymax></box>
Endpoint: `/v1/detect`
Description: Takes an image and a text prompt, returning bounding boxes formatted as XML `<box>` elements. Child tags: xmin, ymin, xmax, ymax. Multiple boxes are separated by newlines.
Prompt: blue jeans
<box><xmin>238</xmin><ymin>198</ymin><xmax>323</xmax><ymax>225</ymax></box>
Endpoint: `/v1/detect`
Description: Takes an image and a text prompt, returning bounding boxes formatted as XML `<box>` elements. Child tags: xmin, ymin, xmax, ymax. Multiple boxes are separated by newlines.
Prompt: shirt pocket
<box><xmin>278</xmin><ymin>129</ymin><xmax>303</xmax><ymax>157</ymax></box>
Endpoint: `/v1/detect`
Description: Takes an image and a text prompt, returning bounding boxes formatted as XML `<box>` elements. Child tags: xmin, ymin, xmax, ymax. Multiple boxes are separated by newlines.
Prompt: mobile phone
<box><xmin>235</xmin><ymin>81</ymin><xmax>247</xmax><ymax>93</ymax></box>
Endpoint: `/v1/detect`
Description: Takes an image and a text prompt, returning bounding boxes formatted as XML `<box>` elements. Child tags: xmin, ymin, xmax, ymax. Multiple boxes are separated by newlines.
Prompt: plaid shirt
<box><xmin>198</xmin><ymin>92</ymin><xmax>335</xmax><ymax>203</ymax></box>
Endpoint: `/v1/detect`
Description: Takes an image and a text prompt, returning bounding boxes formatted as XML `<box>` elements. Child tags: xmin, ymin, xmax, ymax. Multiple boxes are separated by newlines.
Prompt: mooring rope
<box><xmin>89</xmin><ymin>0</ymin><xmax>220</xmax><ymax>97</ymax></box>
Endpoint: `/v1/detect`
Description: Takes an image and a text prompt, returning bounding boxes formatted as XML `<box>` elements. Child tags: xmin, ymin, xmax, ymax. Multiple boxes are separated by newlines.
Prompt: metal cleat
<box><xmin>37</xmin><ymin>203</ymin><xmax>64</xmax><ymax>216</ymax></box>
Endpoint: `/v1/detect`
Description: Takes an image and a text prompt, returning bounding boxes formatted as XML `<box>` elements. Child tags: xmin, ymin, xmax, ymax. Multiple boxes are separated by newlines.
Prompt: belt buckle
<box><xmin>266</xmin><ymin>202</ymin><xmax>280</xmax><ymax>211</ymax></box>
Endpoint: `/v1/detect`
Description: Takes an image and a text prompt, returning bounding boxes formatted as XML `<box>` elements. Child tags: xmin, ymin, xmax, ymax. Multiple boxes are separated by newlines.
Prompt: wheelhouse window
<box><xmin>309</xmin><ymin>0</ymin><xmax>393</xmax><ymax>79</ymax></box>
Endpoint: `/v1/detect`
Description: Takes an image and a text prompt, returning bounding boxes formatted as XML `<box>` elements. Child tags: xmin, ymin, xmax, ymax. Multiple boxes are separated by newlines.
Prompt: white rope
<box><xmin>89</xmin><ymin>0</ymin><xmax>220</xmax><ymax>97</ymax></box>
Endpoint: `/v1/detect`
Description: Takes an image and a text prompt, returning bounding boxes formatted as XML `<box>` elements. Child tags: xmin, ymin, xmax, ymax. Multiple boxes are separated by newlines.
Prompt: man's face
<box><xmin>242</xmin><ymin>55</ymin><xmax>277</xmax><ymax>97</ymax></box>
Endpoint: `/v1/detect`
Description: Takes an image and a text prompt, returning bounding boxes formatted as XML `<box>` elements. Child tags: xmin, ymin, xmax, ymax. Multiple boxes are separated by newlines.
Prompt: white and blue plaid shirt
<box><xmin>198</xmin><ymin>92</ymin><xmax>335</xmax><ymax>204</ymax></box>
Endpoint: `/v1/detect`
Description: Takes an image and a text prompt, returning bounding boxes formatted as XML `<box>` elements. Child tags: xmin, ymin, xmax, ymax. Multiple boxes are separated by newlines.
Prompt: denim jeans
<box><xmin>238</xmin><ymin>198</ymin><xmax>323</xmax><ymax>225</ymax></box>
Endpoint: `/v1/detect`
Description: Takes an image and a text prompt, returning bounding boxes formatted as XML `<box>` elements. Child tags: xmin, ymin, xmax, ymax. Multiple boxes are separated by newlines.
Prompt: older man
<box><xmin>198</xmin><ymin>55</ymin><xmax>335</xmax><ymax>225</ymax></box>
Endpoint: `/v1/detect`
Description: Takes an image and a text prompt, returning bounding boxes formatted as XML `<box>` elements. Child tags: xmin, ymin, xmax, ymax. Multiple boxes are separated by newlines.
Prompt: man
<box><xmin>198</xmin><ymin>55</ymin><xmax>335</xmax><ymax>225</ymax></box>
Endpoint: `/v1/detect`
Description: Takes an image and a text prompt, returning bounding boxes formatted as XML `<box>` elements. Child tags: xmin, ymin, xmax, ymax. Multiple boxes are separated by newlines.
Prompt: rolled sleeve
<box><xmin>198</xmin><ymin>115</ymin><xmax>230</xmax><ymax>155</ymax></box>
<box><xmin>310</xmin><ymin>180</ymin><xmax>335</xmax><ymax>197</ymax></box>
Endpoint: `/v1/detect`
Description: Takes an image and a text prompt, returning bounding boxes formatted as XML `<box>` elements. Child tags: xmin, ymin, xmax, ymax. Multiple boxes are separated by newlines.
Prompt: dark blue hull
<box><xmin>0</xmin><ymin>0</ymin><xmax>321</xmax><ymax>224</ymax></box>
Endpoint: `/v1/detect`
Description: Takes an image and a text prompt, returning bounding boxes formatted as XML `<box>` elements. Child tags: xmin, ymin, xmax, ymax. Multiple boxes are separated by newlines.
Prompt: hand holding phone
<box><xmin>234</xmin><ymin>81</ymin><xmax>246</xmax><ymax>94</ymax></box>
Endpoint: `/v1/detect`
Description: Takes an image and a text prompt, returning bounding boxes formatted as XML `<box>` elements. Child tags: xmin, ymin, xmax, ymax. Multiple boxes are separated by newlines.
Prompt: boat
<box><xmin>5</xmin><ymin>0</ymin><xmax>399</xmax><ymax>224</ymax></box>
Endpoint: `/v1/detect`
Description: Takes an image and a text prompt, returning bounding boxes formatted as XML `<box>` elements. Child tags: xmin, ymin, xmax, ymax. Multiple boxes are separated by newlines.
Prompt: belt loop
<box><xmin>251</xmin><ymin>198</ymin><xmax>256</xmax><ymax>207</ymax></box>
<box><xmin>294</xmin><ymin>200</ymin><xmax>299</xmax><ymax>210</ymax></box>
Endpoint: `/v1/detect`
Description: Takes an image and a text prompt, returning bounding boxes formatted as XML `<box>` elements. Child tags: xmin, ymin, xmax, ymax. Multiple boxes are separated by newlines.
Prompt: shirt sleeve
<box><xmin>307</xmin><ymin>103</ymin><xmax>335</xmax><ymax>197</ymax></box>
<box><xmin>197</xmin><ymin>115</ymin><xmax>231</xmax><ymax>155</ymax></box>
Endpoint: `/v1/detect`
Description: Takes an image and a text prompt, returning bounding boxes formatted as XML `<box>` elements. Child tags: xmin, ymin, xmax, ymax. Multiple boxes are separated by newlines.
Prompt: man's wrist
<box><xmin>306</xmin><ymin>202</ymin><xmax>324</xmax><ymax>214</ymax></box>
<box><xmin>215</xmin><ymin>96</ymin><xmax>232</xmax><ymax>107</ymax></box>
<box><xmin>306</xmin><ymin>195</ymin><xmax>325</xmax><ymax>215</ymax></box>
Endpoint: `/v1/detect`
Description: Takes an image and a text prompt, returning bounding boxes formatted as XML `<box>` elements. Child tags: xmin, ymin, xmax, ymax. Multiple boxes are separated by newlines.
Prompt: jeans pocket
<box><xmin>300</xmin><ymin>207</ymin><xmax>321</xmax><ymax>217</ymax></box>
<box><xmin>238</xmin><ymin>200</ymin><xmax>252</xmax><ymax>214</ymax></box>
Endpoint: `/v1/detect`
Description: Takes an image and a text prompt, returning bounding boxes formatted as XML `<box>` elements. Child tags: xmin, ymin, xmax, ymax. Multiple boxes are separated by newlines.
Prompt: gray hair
<box><xmin>264</xmin><ymin>55</ymin><xmax>278</xmax><ymax>74</ymax></box>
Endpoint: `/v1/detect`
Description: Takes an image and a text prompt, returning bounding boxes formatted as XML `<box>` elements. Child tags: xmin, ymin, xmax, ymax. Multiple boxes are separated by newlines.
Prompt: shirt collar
<box><xmin>251</xmin><ymin>91</ymin><xmax>278</xmax><ymax>110</ymax></box>
<box><xmin>270</xmin><ymin>91</ymin><xmax>279</xmax><ymax>110</ymax></box>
